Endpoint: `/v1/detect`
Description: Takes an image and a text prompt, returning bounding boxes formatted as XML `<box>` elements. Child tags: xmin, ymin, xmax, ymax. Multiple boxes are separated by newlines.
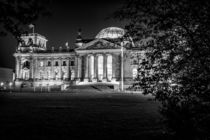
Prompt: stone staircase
<box><xmin>66</xmin><ymin>84</ymin><xmax>115</xmax><ymax>93</ymax></box>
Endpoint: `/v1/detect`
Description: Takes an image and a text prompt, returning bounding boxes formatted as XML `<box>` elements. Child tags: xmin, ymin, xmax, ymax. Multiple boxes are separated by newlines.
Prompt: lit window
<box><xmin>132</xmin><ymin>68</ymin><xmax>138</xmax><ymax>79</ymax></box>
<box><xmin>40</xmin><ymin>61</ymin><xmax>44</xmax><ymax>67</ymax></box>
<box><xmin>71</xmin><ymin>70</ymin><xmax>75</xmax><ymax>80</ymax></box>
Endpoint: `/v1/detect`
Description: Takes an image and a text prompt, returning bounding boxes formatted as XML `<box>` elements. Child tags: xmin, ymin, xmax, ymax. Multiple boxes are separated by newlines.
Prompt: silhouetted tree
<box><xmin>0</xmin><ymin>0</ymin><xmax>50</xmax><ymax>42</ymax></box>
<box><xmin>114</xmin><ymin>0</ymin><xmax>210</xmax><ymax>139</ymax></box>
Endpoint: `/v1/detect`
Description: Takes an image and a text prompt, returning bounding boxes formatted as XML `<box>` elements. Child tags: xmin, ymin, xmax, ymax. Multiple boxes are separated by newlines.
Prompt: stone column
<box><xmin>29</xmin><ymin>58</ymin><xmax>31</xmax><ymax>79</ymax></box>
<box><xmin>51</xmin><ymin>58</ymin><xmax>54</xmax><ymax>80</ymax></box>
<box><xmin>30</xmin><ymin>57</ymin><xmax>34</xmax><ymax>79</ymax></box>
<box><xmin>88</xmin><ymin>55</ymin><xmax>94</xmax><ymax>82</ymax></box>
<box><xmin>67</xmin><ymin>58</ymin><xmax>70</xmax><ymax>81</ymax></box>
<box><xmin>35</xmin><ymin>58</ymin><xmax>38</xmax><ymax>80</ymax></box>
<box><xmin>33</xmin><ymin>57</ymin><xmax>37</xmax><ymax>80</ymax></box>
<box><xmin>103</xmin><ymin>54</ymin><xmax>107</xmax><ymax>82</ymax></box>
<box><xmin>112</xmin><ymin>54</ymin><xmax>116</xmax><ymax>81</ymax></box>
<box><xmin>18</xmin><ymin>57</ymin><xmax>21</xmax><ymax>79</ymax></box>
<box><xmin>76</xmin><ymin>55</ymin><xmax>81</xmax><ymax>82</ymax></box>
<box><xmin>15</xmin><ymin>57</ymin><xmax>19</xmax><ymax>79</ymax></box>
<box><xmin>88</xmin><ymin>55</ymin><xmax>91</xmax><ymax>81</ymax></box>
<box><xmin>84</xmin><ymin>55</ymin><xmax>89</xmax><ymax>82</ymax></box>
<box><xmin>20</xmin><ymin>58</ymin><xmax>22</xmax><ymax>79</ymax></box>
<box><xmin>43</xmin><ymin>58</ymin><xmax>46</xmax><ymax>80</ymax></box>
<box><xmin>93</xmin><ymin>55</ymin><xmax>98</xmax><ymax>82</ymax></box>
<box><xmin>59</xmin><ymin>58</ymin><xmax>62</xmax><ymax>80</ymax></box>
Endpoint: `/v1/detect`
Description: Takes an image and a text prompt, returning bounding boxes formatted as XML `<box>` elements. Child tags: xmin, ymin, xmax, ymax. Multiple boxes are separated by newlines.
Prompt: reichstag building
<box><xmin>14</xmin><ymin>27</ymin><xmax>141</xmax><ymax>90</ymax></box>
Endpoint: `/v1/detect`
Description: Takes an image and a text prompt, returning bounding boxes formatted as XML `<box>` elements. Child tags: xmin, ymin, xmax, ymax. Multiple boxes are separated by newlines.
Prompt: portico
<box><xmin>75</xmin><ymin>51</ymin><xmax>119</xmax><ymax>85</ymax></box>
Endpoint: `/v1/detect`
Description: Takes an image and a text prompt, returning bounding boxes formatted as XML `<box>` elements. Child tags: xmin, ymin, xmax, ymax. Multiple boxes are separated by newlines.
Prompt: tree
<box><xmin>0</xmin><ymin>0</ymin><xmax>50</xmax><ymax>42</ymax></box>
<box><xmin>114</xmin><ymin>0</ymin><xmax>210</xmax><ymax>139</ymax></box>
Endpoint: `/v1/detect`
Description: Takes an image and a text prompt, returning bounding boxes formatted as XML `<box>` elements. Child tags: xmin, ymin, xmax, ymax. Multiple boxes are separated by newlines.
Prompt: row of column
<box><xmin>76</xmin><ymin>54</ymin><xmax>116</xmax><ymax>82</ymax></box>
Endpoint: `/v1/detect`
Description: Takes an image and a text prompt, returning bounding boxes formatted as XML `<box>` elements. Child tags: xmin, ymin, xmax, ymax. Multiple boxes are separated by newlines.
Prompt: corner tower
<box><xmin>17</xmin><ymin>33</ymin><xmax>48</xmax><ymax>52</ymax></box>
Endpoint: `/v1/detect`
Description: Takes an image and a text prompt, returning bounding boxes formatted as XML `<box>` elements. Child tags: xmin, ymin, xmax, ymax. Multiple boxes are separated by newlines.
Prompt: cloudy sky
<box><xmin>0</xmin><ymin>0</ymin><xmax>126</xmax><ymax>69</ymax></box>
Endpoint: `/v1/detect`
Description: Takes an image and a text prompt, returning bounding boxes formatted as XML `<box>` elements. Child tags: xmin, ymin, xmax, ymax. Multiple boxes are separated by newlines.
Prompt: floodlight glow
<box><xmin>9</xmin><ymin>82</ymin><xmax>13</xmax><ymax>86</ymax></box>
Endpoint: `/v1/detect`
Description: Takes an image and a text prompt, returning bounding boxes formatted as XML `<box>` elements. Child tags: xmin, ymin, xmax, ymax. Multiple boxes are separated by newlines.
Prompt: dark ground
<box><xmin>0</xmin><ymin>92</ymin><xmax>166</xmax><ymax>140</ymax></box>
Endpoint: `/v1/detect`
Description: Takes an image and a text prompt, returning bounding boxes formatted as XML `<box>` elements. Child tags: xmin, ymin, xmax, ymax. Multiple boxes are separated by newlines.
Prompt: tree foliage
<box><xmin>114</xmin><ymin>0</ymin><xmax>210</xmax><ymax>139</ymax></box>
<box><xmin>0</xmin><ymin>0</ymin><xmax>50</xmax><ymax>42</ymax></box>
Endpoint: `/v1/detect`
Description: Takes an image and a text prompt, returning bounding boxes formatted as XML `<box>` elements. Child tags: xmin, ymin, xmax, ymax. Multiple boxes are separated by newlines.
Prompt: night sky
<box><xmin>0</xmin><ymin>0</ymin><xmax>126</xmax><ymax>69</ymax></box>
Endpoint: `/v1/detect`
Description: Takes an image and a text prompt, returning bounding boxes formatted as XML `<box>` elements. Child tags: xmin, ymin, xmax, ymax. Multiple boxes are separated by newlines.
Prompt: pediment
<box><xmin>77</xmin><ymin>39</ymin><xmax>121</xmax><ymax>50</ymax></box>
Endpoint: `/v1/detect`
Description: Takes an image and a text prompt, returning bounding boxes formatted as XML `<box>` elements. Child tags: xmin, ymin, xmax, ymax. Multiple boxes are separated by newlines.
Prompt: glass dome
<box><xmin>95</xmin><ymin>27</ymin><xmax>125</xmax><ymax>39</ymax></box>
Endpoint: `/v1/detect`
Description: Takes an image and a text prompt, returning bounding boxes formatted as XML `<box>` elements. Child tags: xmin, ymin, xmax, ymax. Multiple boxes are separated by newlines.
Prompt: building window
<box><xmin>55</xmin><ymin>70</ymin><xmax>59</xmax><ymax>80</ymax></box>
<box><xmin>63</xmin><ymin>61</ymin><xmax>66</xmax><ymax>66</ymax></box>
<box><xmin>47</xmin><ymin>71</ymin><xmax>51</xmax><ymax>79</ymax></box>
<box><xmin>132</xmin><ymin>68</ymin><xmax>138</xmax><ymax>79</ymax></box>
<box><xmin>62</xmin><ymin>71</ymin><xmax>66</xmax><ymax>80</ymax></box>
<box><xmin>23</xmin><ymin>61</ymin><xmax>30</xmax><ymax>69</ymax></box>
<box><xmin>40</xmin><ymin>61</ymin><xmax>44</xmax><ymax>67</ymax></box>
<box><xmin>71</xmin><ymin>70</ymin><xmax>75</xmax><ymax>80</ymax></box>
<box><xmin>48</xmin><ymin>61</ymin><xmax>51</xmax><ymax>66</ymax></box>
<box><xmin>55</xmin><ymin>61</ymin><xmax>59</xmax><ymax>66</ymax></box>
<box><xmin>23</xmin><ymin>70</ymin><xmax>30</xmax><ymax>80</ymax></box>
<box><xmin>40</xmin><ymin>71</ymin><xmax>44</xmax><ymax>79</ymax></box>
<box><xmin>70</xmin><ymin>61</ymin><xmax>75</xmax><ymax>66</ymax></box>
<box><xmin>27</xmin><ymin>38</ymin><xmax>33</xmax><ymax>45</ymax></box>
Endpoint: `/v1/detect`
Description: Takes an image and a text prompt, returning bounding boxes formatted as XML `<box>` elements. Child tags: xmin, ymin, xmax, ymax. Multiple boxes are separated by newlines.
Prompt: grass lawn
<box><xmin>0</xmin><ymin>92</ymin><xmax>165</xmax><ymax>140</ymax></box>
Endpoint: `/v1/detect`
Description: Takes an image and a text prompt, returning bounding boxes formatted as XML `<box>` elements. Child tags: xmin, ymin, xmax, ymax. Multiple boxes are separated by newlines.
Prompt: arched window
<box><xmin>23</xmin><ymin>61</ymin><xmax>30</xmax><ymax>69</ymax></box>
<box><xmin>107</xmin><ymin>55</ymin><xmax>112</xmax><ymax>81</ymax></box>
<box><xmin>98</xmin><ymin>55</ymin><xmax>103</xmax><ymax>81</ymax></box>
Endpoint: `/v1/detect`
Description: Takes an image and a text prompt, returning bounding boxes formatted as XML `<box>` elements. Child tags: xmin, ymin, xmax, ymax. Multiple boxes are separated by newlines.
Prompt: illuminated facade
<box><xmin>14</xmin><ymin>27</ymin><xmax>140</xmax><ymax>90</ymax></box>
